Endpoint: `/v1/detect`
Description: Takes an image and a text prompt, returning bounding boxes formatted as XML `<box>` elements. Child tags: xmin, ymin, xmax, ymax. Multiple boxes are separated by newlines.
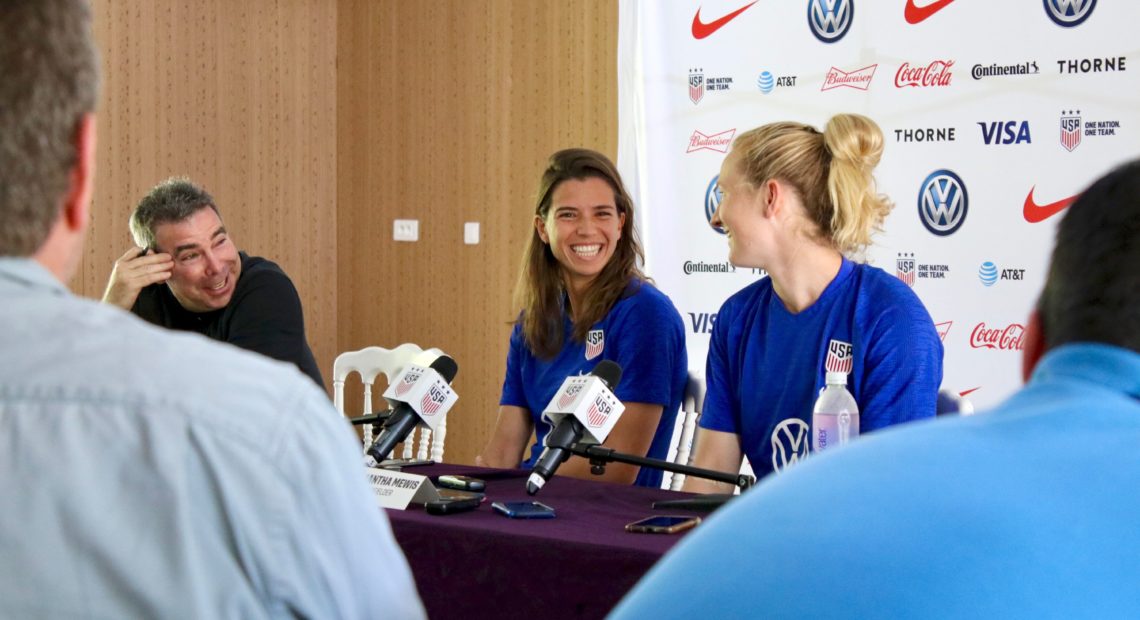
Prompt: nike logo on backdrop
<box><xmin>904</xmin><ymin>0</ymin><xmax>959</xmax><ymax>24</ymax></box>
<box><xmin>1023</xmin><ymin>187</ymin><xmax>1077</xmax><ymax>223</ymax></box>
<box><xmin>692</xmin><ymin>1</ymin><xmax>758</xmax><ymax>39</ymax></box>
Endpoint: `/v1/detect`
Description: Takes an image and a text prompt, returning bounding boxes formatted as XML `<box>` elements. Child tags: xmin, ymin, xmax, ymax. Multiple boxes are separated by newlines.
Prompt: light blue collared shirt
<box><xmin>0</xmin><ymin>258</ymin><xmax>424</xmax><ymax>619</ymax></box>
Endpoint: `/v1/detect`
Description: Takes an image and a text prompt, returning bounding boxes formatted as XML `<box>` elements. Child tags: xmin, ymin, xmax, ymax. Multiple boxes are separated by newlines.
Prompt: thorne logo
<box><xmin>978</xmin><ymin>120</ymin><xmax>1031</xmax><ymax>145</ymax></box>
<box><xmin>917</xmin><ymin>169</ymin><xmax>968</xmax><ymax>236</ymax></box>
<box><xmin>1056</xmin><ymin>56</ymin><xmax>1125</xmax><ymax>74</ymax></box>
<box><xmin>687</xmin><ymin>129</ymin><xmax>736</xmax><ymax>154</ymax></box>
<box><xmin>688</xmin><ymin>312</ymin><xmax>717</xmax><ymax>334</ymax></box>
<box><xmin>821</xmin><ymin>64</ymin><xmax>876</xmax><ymax>91</ymax></box>
<box><xmin>895</xmin><ymin>252</ymin><xmax>950</xmax><ymax>286</ymax></box>
<box><xmin>972</xmin><ymin>60</ymin><xmax>1039</xmax><ymax>80</ymax></box>
<box><xmin>895</xmin><ymin>60</ymin><xmax>954</xmax><ymax>88</ymax></box>
<box><xmin>1044</xmin><ymin>0</ymin><xmax>1097</xmax><ymax>28</ymax></box>
<box><xmin>970</xmin><ymin>322</ymin><xmax>1025</xmax><ymax>351</ymax></box>
<box><xmin>807</xmin><ymin>0</ymin><xmax>854</xmax><ymax>44</ymax></box>
<box><xmin>894</xmin><ymin>127</ymin><xmax>955</xmax><ymax>143</ymax></box>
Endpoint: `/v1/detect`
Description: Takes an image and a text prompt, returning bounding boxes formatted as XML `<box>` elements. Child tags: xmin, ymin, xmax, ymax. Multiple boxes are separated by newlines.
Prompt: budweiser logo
<box><xmin>821</xmin><ymin>64</ymin><xmax>877</xmax><ymax>91</ymax></box>
<box><xmin>895</xmin><ymin>60</ymin><xmax>955</xmax><ymax>88</ymax></box>
<box><xmin>687</xmin><ymin>129</ymin><xmax>736</xmax><ymax>153</ymax></box>
<box><xmin>969</xmin><ymin>322</ymin><xmax>1025</xmax><ymax>351</ymax></box>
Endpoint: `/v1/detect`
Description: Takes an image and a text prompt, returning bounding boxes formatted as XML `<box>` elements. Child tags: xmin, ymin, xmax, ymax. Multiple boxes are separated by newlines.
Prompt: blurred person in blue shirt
<box><xmin>0</xmin><ymin>1</ymin><xmax>423</xmax><ymax>617</ymax></box>
<box><xmin>613</xmin><ymin>160</ymin><xmax>1140</xmax><ymax>618</ymax></box>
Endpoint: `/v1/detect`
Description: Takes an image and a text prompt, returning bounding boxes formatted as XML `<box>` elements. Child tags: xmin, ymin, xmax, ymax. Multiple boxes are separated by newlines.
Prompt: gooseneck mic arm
<box><xmin>568</xmin><ymin>444</ymin><xmax>755</xmax><ymax>492</ymax></box>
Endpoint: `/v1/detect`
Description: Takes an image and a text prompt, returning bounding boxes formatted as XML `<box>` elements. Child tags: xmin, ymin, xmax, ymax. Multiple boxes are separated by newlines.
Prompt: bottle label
<box><xmin>812</xmin><ymin>411</ymin><xmax>860</xmax><ymax>453</ymax></box>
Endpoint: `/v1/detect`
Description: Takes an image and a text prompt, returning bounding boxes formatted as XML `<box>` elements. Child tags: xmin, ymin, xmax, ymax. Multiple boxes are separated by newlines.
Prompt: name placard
<box><xmin>366</xmin><ymin>468</ymin><xmax>442</xmax><ymax>510</ymax></box>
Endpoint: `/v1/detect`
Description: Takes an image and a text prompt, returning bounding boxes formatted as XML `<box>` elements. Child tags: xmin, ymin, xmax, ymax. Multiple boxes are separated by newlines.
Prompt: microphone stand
<box><xmin>348</xmin><ymin>410</ymin><xmax>392</xmax><ymax>426</ymax></box>
<box><xmin>567</xmin><ymin>444</ymin><xmax>755</xmax><ymax>492</ymax></box>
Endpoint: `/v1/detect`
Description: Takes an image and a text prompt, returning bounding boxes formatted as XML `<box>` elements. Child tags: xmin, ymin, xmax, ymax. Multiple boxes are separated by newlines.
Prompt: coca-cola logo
<box><xmin>895</xmin><ymin>60</ymin><xmax>955</xmax><ymax>88</ymax></box>
<box><xmin>969</xmin><ymin>322</ymin><xmax>1025</xmax><ymax>351</ymax></box>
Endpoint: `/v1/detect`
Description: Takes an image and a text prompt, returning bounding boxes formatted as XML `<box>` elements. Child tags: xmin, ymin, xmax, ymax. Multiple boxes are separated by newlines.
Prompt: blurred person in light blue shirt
<box><xmin>0</xmin><ymin>1</ymin><xmax>424</xmax><ymax>617</ymax></box>
<box><xmin>611</xmin><ymin>160</ymin><xmax>1140</xmax><ymax>618</ymax></box>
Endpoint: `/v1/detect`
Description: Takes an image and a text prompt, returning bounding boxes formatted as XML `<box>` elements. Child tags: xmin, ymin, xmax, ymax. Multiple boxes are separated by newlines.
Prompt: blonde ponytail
<box><xmin>822</xmin><ymin>114</ymin><xmax>893</xmax><ymax>254</ymax></box>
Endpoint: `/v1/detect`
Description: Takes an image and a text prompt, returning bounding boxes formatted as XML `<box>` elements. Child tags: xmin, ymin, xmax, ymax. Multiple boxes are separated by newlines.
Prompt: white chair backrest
<box><xmin>664</xmin><ymin>370</ymin><xmax>705</xmax><ymax>490</ymax></box>
<box><xmin>332</xmin><ymin>344</ymin><xmax>450</xmax><ymax>463</ymax></box>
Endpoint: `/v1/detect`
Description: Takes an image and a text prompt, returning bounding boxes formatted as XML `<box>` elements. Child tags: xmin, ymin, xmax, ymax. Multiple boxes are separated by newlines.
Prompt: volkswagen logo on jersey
<box><xmin>585</xmin><ymin>329</ymin><xmax>605</xmax><ymax>360</ymax></box>
<box><xmin>705</xmin><ymin>175</ymin><xmax>724</xmax><ymax>234</ymax></box>
<box><xmin>808</xmin><ymin>0</ymin><xmax>853</xmax><ymax>43</ymax></box>
<box><xmin>1043</xmin><ymin>0</ymin><xmax>1096</xmax><ymax>27</ymax></box>
<box><xmin>771</xmin><ymin>418</ymin><xmax>810</xmax><ymax>472</ymax></box>
<box><xmin>918</xmin><ymin>169</ymin><xmax>968</xmax><ymax>236</ymax></box>
<box><xmin>825</xmin><ymin>339</ymin><xmax>854</xmax><ymax>373</ymax></box>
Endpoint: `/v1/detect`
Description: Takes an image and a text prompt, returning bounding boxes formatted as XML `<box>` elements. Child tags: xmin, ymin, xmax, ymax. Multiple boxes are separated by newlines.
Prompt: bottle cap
<box><xmin>825</xmin><ymin>371</ymin><xmax>848</xmax><ymax>385</ymax></box>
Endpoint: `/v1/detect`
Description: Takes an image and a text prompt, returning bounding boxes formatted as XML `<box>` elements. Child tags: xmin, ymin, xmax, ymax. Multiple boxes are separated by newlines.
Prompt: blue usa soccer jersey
<box><xmin>700</xmin><ymin>258</ymin><xmax>943</xmax><ymax>480</ymax></box>
<box><xmin>500</xmin><ymin>281</ymin><xmax>688</xmax><ymax>488</ymax></box>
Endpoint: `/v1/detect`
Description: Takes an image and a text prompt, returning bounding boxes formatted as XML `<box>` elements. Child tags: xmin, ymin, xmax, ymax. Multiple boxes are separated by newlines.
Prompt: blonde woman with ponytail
<box><xmin>685</xmin><ymin>114</ymin><xmax>943</xmax><ymax>493</ymax></box>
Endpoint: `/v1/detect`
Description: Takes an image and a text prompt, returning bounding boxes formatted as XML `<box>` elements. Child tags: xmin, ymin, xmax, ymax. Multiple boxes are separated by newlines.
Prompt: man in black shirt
<box><xmin>102</xmin><ymin>178</ymin><xmax>324</xmax><ymax>388</ymax></box>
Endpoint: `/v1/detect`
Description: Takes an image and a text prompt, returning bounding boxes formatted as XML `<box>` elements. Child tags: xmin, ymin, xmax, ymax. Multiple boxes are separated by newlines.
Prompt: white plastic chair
<box><xmin>664</xmin><ymin>370</ymin><xmax>705</xmax><ymax>490</ymax></box>
<box><xmin>332</xmin><ymin>343</ymin><xmax>449</xmax><ymax>463</ymax></box>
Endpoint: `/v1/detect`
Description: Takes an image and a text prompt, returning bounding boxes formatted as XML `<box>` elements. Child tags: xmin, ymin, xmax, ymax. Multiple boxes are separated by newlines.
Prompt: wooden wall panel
<box><xmin>79</xmin><ymin>0</ymin><xmax>339</xmax><ymax>383</ymax></box>
<box><xmin>337</xmin><ymin>0</ymin><xmax>618</xmax><ymax>464</ymax></box>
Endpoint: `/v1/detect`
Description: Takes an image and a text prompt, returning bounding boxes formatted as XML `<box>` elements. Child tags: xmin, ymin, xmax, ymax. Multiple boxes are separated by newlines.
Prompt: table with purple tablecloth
<box><xmin>384</xmin><ymin>463</ymin><xmax>700</xmax><ymax>619</ymax></box>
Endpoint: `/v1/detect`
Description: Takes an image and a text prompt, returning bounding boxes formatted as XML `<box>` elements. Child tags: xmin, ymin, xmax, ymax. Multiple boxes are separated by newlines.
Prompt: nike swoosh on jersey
<box><xmin>904</xmin><ymin>0</ymin><xmax>959</xmax><ymax>24</ymax></box>
<box><xmin>1023</xmin><ymin>187</ymin><xmax>1077</xmax><ymax>223</ymax></box>
<box><xmin>692</xmin><ymin>1</ymin><xmax>758</xmax><ymax>39</ymax></box>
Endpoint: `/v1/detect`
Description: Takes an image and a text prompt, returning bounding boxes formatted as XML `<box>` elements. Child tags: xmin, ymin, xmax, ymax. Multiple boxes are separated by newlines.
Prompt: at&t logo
<box><xmin>705</xmin><ymin>175</ymin><xmax>723</xmax><ymax>234</ymax></box>
<box><xmin>808</xmin><ymin>0</ymin><xmax>853</xmax><ymax>43</ymax></box>
<box><xmin>1044</xmin><ymin>0</ymin><xmax>1096</xmax><ymax>27</ymax></box>
<box><xmin>918</xmin><ymin>169</ymin><xmax>968</xmax><ymax>236</ymax></box>
<box><xmin>978</xmin><ymin>261</ymin><xmax>998</xmax><ymax>287</ymax></box>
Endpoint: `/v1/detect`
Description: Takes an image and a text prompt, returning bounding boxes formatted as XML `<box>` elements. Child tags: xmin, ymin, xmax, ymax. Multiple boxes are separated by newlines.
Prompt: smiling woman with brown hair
<box><xmin>476</xmin><ymin>148</ymin><xmax>687</xmax><ymax>488</ymax></box>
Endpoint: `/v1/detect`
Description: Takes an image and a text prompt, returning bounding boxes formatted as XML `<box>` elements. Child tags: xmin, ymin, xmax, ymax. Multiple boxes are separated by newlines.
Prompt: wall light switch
<box><xmin>393</xmin><ymin>219</ymin><xmax>419</xmax><ymax>242</ymax></box>
<box><xmin>464</xmin><ymin>222</ymin><xmax>480</xmax><ymax>245</ymax></box>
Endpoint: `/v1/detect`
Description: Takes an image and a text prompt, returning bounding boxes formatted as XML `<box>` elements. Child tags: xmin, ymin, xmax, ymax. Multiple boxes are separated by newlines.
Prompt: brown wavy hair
<box><xmin>513</xmin><ymin>148</ymin><xmax>647</xmax><ymax>359</ymax></box>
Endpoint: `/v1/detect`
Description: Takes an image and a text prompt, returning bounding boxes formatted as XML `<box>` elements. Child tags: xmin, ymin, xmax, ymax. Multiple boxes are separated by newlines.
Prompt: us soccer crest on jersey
<box><xmin>584</xmin><ymin>329</ymin><xmax>604</xmax><ymax>360</ymax></box>
<box><xmin>825</xmin><ymin>339</ymin><xmax>854</xmax><ymax>374</ymax></box>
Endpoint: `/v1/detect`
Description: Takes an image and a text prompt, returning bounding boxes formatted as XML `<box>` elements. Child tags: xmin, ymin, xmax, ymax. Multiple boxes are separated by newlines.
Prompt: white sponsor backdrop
<box><xmin>618</xmin><ymin>0</ymin><xmax>1138</xmax><ymax>410</ymax></box>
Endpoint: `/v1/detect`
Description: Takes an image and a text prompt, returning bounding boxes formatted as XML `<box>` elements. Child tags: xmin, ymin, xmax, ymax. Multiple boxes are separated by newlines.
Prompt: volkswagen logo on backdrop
<box><xmin>705</xmin><ymin>175</ymin><xmax>724</xmax><ymax>234</ymax></box>
<box><xmin>808</xmin><ymin>0</ymin><xmax>853</xmax><ymax>43</ymax></box>
<box><xmin>1043</xmin><ymin>0</ymin><xmax>1096</xmax><ymax>27</ymax></box>
<box><xmin>918</xmin><ymin>169</ymin><xmax>969</xmax><ymax>236</ymax></box>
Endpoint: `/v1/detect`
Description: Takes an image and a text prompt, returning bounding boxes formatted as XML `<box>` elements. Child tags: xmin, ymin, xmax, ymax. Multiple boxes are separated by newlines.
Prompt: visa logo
<box><xmin>978</xmin><ymin>120</ymin><xmax>1031</xmax><ymax>145</ymax></box>
<box><xmin>688</xmin><ymin>312</ymin><xmax>717</xmax><ymax>334</ymax></box>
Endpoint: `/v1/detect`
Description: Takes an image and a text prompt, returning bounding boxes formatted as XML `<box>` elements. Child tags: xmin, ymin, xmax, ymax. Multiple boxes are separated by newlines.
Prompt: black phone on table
<box><xmin>424</xmin><ymin>489</ymin><xmax>484</xmax><ymax>515</ymax></box>
<box><xmin>437</xmin><ymin>475</ymin><xmax>486</xmax><ymax>492</ymax></box>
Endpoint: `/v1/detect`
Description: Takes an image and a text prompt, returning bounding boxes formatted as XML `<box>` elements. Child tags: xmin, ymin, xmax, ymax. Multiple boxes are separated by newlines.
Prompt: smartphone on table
<box><xmin>491</xmin><ymin>501</ymin><xmax>556</xmax><ymax>519</ymax></box>
<box><xmin>625</xmin><ymin>515</ymin><xmax>701</xmax><ymax>534</ymax></box>
<box><xmin>436</xmin><ymin>475</ymin><xmax>486</xmax><ymax>492</ymax></box>
<box><xmin>424</xmin><ymin>488</ymin><xmax>484</xmax><ymax>516</ymax></box>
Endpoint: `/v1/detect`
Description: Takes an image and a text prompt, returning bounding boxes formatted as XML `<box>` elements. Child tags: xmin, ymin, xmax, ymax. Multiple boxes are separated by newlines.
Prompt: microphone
<box><xmin>526</xmin><ymin>360</ymin><xmax>624</xmax><ymax>495</ymax></box>
<box><xmin>365</xmin><ymin>355</ymin><xmax>459</xmax><ymax>466</ymax></box>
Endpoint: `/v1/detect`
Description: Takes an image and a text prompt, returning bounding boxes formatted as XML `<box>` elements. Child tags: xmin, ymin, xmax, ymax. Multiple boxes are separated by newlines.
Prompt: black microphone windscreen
<box><xmin>591</xmin><ymin>359</ymin><xmax>622</xmax><ymax>389</ymax></box>
<box><xmin>429</xmin><ymin>355</ymin><xmax>459</xmax><ymax>383</ymax></box>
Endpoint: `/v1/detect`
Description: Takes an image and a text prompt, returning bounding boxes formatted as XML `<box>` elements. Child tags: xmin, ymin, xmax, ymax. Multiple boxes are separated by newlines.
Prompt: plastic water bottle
<box><xmin>812</xmin><ymin>371</ymin><xmax>859</xmax><ymax>453</ymax></box>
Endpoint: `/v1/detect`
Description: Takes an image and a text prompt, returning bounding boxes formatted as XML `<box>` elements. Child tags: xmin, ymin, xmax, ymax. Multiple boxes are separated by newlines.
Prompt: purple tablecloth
<box><xmin>384</xmin><ymin>464</ymin><xmax>699</xmax><ymax>619</ymax></box>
